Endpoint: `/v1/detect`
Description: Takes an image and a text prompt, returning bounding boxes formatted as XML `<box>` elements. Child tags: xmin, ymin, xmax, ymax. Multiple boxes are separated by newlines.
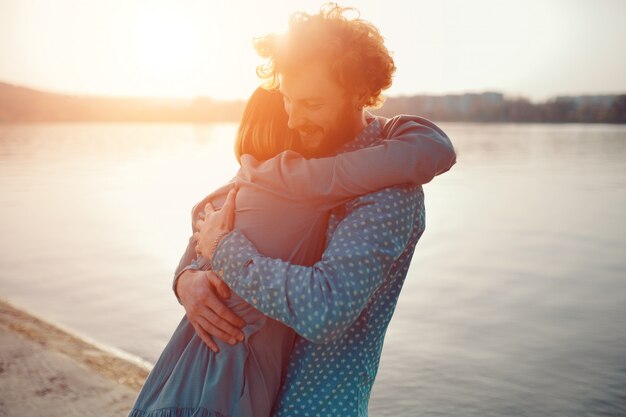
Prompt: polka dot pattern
<box><xmin>211</xmin><ymin>119</ymin><xmax>427</xmax><ymax>417</ymax></box>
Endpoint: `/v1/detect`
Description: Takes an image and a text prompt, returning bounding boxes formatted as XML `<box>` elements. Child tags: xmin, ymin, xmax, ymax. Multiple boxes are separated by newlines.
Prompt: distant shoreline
<box><xmin>2</xmin><ymin>119</ymin><xmax>624</xmax><ymax>126</ymax></box>
<box><xmin>1</xmin><ymin>81</ymin><xmax>624</xmax><ymax>124</ymax></box>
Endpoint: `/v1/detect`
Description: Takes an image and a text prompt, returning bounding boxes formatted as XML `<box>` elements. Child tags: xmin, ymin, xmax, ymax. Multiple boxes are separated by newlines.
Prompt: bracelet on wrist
<box><xmin>210</xmin><ymin>231</ymin><xmax>229</xmax><ymax>259</ymax></box>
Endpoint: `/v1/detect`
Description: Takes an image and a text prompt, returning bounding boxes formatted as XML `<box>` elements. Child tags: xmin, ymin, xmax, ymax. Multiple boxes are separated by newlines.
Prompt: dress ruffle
<box><xmin>128</xmin><ymin>407</ymin><xmax>228</xmax><ymax>417</ymax></box>
<box><xmin>127</xmin><ymin>293</ymin><xmax>295</xmax><ymax>417</ymax></box>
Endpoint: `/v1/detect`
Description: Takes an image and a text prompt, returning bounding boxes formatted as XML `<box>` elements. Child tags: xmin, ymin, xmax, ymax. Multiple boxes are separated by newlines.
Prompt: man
<box><xmin>176</xmin><ymin>4</ymin><xmax>456</xmax><ymax>416</ymax></box>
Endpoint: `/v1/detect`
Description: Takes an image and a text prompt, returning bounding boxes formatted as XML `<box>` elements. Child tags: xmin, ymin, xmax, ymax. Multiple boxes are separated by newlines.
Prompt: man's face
<box><xmin>279</xmin><ymin>62</ymin><xmax>358</xmax><ymax>158</ymax></box>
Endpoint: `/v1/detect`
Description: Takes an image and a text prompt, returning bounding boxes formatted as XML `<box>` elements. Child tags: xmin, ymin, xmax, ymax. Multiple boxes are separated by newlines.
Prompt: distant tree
<box><xmin>606</xmin><ymin>95</ymin><xmax>626</xmax><ymax>123</ymax></box>
<box><xmin>1</xmin><ymin>82</ymin><xmax>624</xmax><ymax>124</ymax></box>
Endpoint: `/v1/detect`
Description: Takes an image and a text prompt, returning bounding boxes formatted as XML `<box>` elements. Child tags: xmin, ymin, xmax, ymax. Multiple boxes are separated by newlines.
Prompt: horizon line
<box><xmin>1</xmin><ymin>79</ymin><xmax>624</xmax><ymax>104</ymax></box>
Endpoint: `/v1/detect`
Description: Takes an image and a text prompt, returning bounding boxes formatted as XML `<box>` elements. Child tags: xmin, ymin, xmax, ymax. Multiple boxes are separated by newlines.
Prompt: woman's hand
<box><xmin>193</xmin><ymin>187</ymin><xmax>237</xmax><ymax>261</ymax></box>
<box><xmin>177</xmin><ymin>268</ymin><xmax>245</xmax><ymax>352</ymax></box>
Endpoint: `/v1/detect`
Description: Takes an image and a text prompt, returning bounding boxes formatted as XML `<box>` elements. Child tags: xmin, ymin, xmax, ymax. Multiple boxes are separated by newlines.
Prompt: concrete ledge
<box><xmin>0</xmin><ymin>298</ymin><xmax>149</xmax><ymax>416</ymax></box>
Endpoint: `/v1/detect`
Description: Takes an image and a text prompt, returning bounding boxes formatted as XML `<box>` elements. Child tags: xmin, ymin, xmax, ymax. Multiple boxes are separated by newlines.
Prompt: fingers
<box><xmin>198</xmin><ymin>309</ymin><xmax>244</xmax><ymax>344</ymax></box>
<box><xmin>206</xmin><ymin>271</ymin><xmax>231</xmax><ymax>299</ymax></box>
<box><xmin>212</xmin><ymin>300</ymin><xmax>246</xmax><ymax>329</ymax></box>
<box><xmin>194</xmin><ymin>218</ymin><xmax>205</xmax><ymax>233</ymax></box>
<box><xmin>221</xmin><ymin>188</ymin><xmax>238</xmax><ymax>230</ymax></box>
<box><xmin>192</xmin><ymin>232</ymin><xmax>202</xmax><ymax>255</ymax></box>
<box><xmin>181</xmin><ymin>267</ymin><xmax>246</xmax><ymax>353</ymax></box>
<box><xmin>201</xmin><ymin>288</ymin><xmax>245</xmax><ymax>329</ymax></box>
<box><xmin>188</xmin><ymin>302</ymin><xmax>243</xmax><ymax>351</ymax></box>
<box><xmin>221</xmin><ymin>188</ymin><xmax>237</xmax><ymax>213</ymax></box>
<box><xmin>190</xmin><ymin>320</ymin><xmax>219</xmax><ymax>353</ymax></box>
<box><xmin>204</xmin><ymin>201</ymin><xmax>215</xmax><ymax>215</ymax></box>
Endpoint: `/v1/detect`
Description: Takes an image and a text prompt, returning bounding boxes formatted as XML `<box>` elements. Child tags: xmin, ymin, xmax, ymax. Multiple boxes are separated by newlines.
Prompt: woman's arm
<box><xmin>172</xmin><ymin>180</ymin><xmax>235</xmax><ymax>304</ymax></box>
<box><xmin>237</xmin><ymin>115</ymin><xmax>455</xmax><ymax>208</ymax></box>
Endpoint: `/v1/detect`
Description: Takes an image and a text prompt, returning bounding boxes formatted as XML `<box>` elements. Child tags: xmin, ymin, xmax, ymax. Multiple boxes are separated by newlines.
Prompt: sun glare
<box><xmin>132</xmin><ymin>9</ymin><xmax>197</xmax><ymax>80</ymax></box>
<box><xmin>122</xmin><ymin>4</ymin><xmax>239</xmax><ymax>98</ymax></box>
<box><xmin>3</xmin><ymin>0</ymin><xmax>622</xmax><ymax>101</ymax></box>
<box><xmin>123</xmin><ymin>4</ymin><xmax>253</xmax><ymax>99</ymax></box>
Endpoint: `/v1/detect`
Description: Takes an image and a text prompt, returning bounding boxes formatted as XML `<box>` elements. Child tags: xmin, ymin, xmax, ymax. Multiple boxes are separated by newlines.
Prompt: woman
<box><xmin>128</xmin><ymin>87</ymin><xmax>427</xmax><ymax>417</ymax></box>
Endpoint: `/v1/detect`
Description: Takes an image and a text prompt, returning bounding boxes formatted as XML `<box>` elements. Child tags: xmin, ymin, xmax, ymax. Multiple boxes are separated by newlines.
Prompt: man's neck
<box><xmin>359</xmin><ymin>110</ymin><xmax>370</xmax><ymax>129</ymax></box>
<box><xmin>338</xmin><ymin>110</ymin><xmax>368</xmax><ymax>146</ymax></box>
<box><xmin>332</xmin><ymin>111</ymin><xmax>382</xmax><ymax>155</ymax></box>
<box><xmin>317</xmin><ymin>110</ymin><xmax>371</xmax><ymax>158</ymax></box>
<box><xmin>351</xmin><ymin>109</ymin><xmax>368</xmax><ymax>136</ymax></box>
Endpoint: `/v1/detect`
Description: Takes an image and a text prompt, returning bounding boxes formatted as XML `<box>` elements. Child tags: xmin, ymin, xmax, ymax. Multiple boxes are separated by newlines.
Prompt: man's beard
<box><xmin>297</xmin><ymin>103</ymin><xmax>356</xmax><ymax>159</ymax></box>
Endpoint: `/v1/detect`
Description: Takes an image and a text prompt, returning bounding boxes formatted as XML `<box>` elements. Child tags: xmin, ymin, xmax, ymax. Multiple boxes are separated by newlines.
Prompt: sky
<box><xmin>0</xmin><ymin>0</ymin><xmax>625</xmax><ymax>102</ymax></box>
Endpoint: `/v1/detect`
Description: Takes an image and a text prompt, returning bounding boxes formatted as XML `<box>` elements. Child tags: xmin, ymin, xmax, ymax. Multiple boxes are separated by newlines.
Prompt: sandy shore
<box><xmin>0</xmin><ymin>298</ymin><xmax>150</xmax><ymax>417</ymax></box>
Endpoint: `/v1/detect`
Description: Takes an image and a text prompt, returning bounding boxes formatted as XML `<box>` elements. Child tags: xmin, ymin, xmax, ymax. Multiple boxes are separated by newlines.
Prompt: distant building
<box><xmin>555</xmin><ymin>95</ymin><xmax>616</xmax><ymax>108</ymax></box>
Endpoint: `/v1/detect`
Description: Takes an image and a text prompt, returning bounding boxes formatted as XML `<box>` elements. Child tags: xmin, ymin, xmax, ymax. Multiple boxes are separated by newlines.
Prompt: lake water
<box><xmin>1</xmin><ymin>122</ymin><xmax>625</xmax><ymax>416</ymax></box>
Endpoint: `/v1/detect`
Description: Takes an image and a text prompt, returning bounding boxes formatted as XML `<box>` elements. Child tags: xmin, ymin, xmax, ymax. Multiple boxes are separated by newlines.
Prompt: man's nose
<box><xmin>287</xmin><ymin>103</ymin><xmax>304</xmax><ymax>130</ymax></box>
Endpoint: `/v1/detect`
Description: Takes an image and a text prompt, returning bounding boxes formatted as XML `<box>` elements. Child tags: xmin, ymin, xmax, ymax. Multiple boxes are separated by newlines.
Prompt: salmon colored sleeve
<box><xmin>237</xmin><ymin>116</ymin><xmax>455</xmax><ymax>210</ymax></box>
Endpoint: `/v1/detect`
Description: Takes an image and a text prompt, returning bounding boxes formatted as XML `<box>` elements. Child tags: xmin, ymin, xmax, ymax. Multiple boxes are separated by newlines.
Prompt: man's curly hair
<box><xmin>254</xmin><ymin>3</ymin><xmax>396</xmax><ymax>108</ymax></box>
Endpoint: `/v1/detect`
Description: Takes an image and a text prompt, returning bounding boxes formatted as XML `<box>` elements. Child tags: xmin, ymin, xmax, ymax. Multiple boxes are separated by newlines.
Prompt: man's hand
<box><xmin>194</xmin><ymin>187</ymin><xmax>237</xmax><ymax>261</ymax></box>
<box><xmin>176</xmin><ymin>268</ymin><xmax>245</xmax><ymax>352</ymax></box>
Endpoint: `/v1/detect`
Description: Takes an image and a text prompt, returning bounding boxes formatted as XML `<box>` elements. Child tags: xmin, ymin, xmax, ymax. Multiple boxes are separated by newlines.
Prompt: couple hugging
<box><xmin>129</xmin><ymin>4</ymin><xmax>456</xmax><ymax>417</ymax></box>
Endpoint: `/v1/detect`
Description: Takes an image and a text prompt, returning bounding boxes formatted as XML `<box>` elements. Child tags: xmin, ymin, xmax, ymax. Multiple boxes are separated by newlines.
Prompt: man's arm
<box><xmin>211</xmin><ymin>184</ymin><xmax>422</xmax><ymax>343</ymax></box>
